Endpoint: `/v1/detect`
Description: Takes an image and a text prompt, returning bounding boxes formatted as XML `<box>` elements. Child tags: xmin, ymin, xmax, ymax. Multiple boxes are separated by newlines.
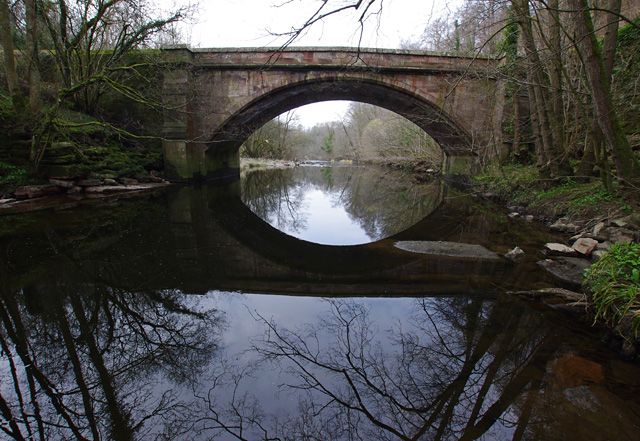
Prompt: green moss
<box><xmin>0</xmin><ymin>162</ymin><xmax>28</xmax><ymax>186</ymax></box>
<box><xmin>584</xmin><ymin>243</ymin><xmax>640</xmax><ymax>335</ymax></box>
<box><xmin>474</xmin><ymin>164</ymin><xmax>633</xmax><ymax>217</ymax></box>
<box><xmin>0</xmin><ymin>94</ymin><xmax>14</xmax><ymax>119</ymax></box>
<box><xmin>473</xmin><ymin>164</ymin><xmax>538</xmax><ymax>203</ymax></box>
<box><xmin>614</xmin><ymin>18</ymin><xmax>640</xmax><ymax>136</ymax></box>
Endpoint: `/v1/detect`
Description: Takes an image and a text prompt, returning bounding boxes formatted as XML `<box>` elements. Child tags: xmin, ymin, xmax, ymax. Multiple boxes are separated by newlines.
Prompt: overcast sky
<box><xmin>170</xmin><ymin>0</ymin><xmax>461</xmax><ymax>127</ymax></box>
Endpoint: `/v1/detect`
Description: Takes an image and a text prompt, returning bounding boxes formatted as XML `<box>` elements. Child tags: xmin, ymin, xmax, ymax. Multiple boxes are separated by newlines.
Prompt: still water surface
<box><xmin>0</xmin><ymin>165</ymin><xmax>639</xmax><ymax>440</ymax></box>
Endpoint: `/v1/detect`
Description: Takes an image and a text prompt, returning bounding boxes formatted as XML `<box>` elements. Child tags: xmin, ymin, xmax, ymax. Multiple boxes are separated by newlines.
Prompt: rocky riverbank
<box><xmin>0</xmin><ymin>174</ymin><xmax>171</xmax><ymax>215</ymax></box>
<box><xmin>474</xmin><ymin>179</ymin><xmax>640</xmax><ymax>359</ymax></box>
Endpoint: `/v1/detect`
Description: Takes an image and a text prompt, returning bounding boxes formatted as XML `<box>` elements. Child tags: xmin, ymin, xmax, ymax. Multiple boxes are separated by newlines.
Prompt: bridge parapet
<box><xmin>187</xmin><ymin>47</ymin><xmax>499</xmax><ymax>73</ymax></box>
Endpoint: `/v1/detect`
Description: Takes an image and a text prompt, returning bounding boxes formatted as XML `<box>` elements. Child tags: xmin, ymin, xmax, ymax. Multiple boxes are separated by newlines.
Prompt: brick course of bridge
<box><xmin>161</xmin><ymin>46</ymin><xmax>504</xmax><ymax>181</ymax></box>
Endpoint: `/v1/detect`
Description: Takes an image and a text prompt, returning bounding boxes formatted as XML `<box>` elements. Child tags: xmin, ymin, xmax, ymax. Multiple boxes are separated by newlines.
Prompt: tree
<box><xmin>40</xmin><ymin>0</ymin><xmax>188</xmax><ymax>114</ymax></box>
<box><xmin>0</xmin><ymin>0</ymin><xmax>18</xmax><ymax>104</ymax></box>
<box><xmin>567</xmin><ymin>0</ymin><xmax>640</xmax><ymax>186</ymax></box>
<box><xmin>321</xmin><ymin>127</ymin><xmax>335</xmax><ymax>156</ymax></box>
<box><xmin>25</xmin><ymin>0</ymin><xmax>41</xmax><ymax>113</ymax></box>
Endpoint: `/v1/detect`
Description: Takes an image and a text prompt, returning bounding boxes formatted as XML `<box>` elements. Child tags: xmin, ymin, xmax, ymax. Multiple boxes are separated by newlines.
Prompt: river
<box><xmin>0</xmin><ymin>164</ymin><xmax>639</xmax><ymax>440</ymax></box>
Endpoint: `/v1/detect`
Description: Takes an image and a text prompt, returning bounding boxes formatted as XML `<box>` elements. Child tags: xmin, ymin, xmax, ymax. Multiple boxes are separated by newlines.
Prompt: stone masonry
<box><xmin>161</xmin><ymin>46</ymin><xmax>504</xmax><ymax>181</ymax></box>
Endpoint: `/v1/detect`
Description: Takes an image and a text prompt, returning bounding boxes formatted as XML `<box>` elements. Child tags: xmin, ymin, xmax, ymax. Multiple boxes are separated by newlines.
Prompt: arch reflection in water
<box><xmin>240</xmin><ymin>164</ymin><xmax>444</xmax><ymax>245</ymax></box>
<box><xmin>1</xmin><ymin>182</ymin><xmax>640</xmax><ymax>439</ymax></box>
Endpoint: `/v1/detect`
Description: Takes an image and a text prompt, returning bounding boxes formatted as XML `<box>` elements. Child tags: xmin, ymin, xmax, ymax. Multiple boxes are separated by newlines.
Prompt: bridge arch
<box><xmin>207</xmin><ymin>76</ymin><xmax>472</xmax><ymax>159</ymax></box>
<box><xmin>161</xmin><ymin>47</ymin><xmax>501</xmax><ymax>181</ymax></box>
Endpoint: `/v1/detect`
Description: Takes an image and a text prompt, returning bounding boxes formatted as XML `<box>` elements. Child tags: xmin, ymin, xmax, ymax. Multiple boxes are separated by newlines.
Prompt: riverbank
<box><xmin>0</xmin><ymin>179</ymin><xmax>172</xmax><ymax>215</ymax></box>
<box><xmin>241</xmin><ymin>156</ymin><xmax>442</xmax><ymax>181</ymax></box>
<box><xmin>473</xmin><ymin>164</ymin><xmax>640</xmax><ymax>358</ymax></box>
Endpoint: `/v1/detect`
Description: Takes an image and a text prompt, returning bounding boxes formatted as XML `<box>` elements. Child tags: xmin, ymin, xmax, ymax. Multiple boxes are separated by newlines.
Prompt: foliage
<box><xmin>0</xmin><ymin>161</ymin><xmax>28</xmax><ymax>187</ymax></box>
<box><xmin>0</xmin><ymin>93</ymin><xmax>13</xmax><ymax>119</ymax></box>
<box><xmin>321</xmin><ymin>129</ymin><xmax>335</xmax><ymax>155</ymax></box>
<box><xmin>39</xmin><ymin>0</ymin><xmax>187</xmax><ymax>113</ymax></box>
<box><xmin>31</xmin><ymin>109</ymin><xmax>162</xmax><ymax>178</ymax></box>
<box><xmin>497</xmin><ymin>6</ymin><xmax>519</xmax><ymax>60</ymax></box>
<box><xmin>614</xmin><ymin>18</ymin><xmax>640</xmax><ymax>136</ymax></box>
<box><xmin>473</xmin><ymin>164</ymin><xmax>539</xmax><ymax>203</ymax></box>
<box><xmin>584</xmin><ymin>243</ymin><xmax>640</xmax><ymax>335</ymax></box>
<box><xmin>474</xmin><ymin>164</ymin><xmax>634</xmax><ymax>217</ymax></box>
<box><xmin>242</xmin><ymin>102</ymin><xmax>443</xmax><ymax>165</ymax></box>
<box><xmin>240</xmin><ymin>112</ymin><xmax>302</xmax><ymax>159</ymax></box>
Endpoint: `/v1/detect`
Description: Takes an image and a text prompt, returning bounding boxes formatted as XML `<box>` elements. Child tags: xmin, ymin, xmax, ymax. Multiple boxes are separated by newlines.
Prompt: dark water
<box><xmin>1</xmin><ymin>165</ymin><xmax>639</xmax><ymax>440</ymax></box>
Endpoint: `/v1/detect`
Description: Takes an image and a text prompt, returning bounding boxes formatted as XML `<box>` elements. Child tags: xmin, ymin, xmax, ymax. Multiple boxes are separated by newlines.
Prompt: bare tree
<box><xmin>40</xmin><ymin>0</ymin><xmax>190</xmax><ymax>114</ymax></box>
<box><xmin>0</xmin><ymin>0</ymin><xmax>18</xmax><ymax>104</ymax></box>
<box><xmin>567</xmin><ymin>0</ymin><xmax>640</xmax><ymax>186</ymax></box>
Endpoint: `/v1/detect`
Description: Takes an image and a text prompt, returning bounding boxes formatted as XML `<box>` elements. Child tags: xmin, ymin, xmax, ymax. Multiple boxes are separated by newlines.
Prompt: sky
<box><xmin>167</xmin><ymin>0</ymin><xmax>462</xmax><ymax>127</ymax></box>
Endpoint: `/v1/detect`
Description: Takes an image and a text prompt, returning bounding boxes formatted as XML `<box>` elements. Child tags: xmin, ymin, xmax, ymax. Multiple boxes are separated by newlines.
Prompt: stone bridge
<box><xmin>161</xmin><ymin>46</ymin><xmax>504</xmax><ymax>181</ymax></box>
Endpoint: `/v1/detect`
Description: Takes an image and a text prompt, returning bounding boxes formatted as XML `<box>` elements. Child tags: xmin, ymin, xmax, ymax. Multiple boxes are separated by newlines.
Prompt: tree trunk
<box><xmin>547</xmin><ymin>0</ymin><xmax>566</xmax><ymax>155</ymax></box>
<box><xmin>569</xmin><ymin>0</ymin><xmax>640</xmax><ymax>185</ymax></box>
<box><xmin>513</xmin><ymin>0</ymin><xmax>570</xmax><ymax>176</ymax></box>
<box><xmin>0</xmin><ymin>0</ymin><xmax>18</xmax><ymax>102</ymax></box>
<box><xmin>24</xmin><ymin>0</ymin><xmax>40</xmax><ymax>113</ymax></box>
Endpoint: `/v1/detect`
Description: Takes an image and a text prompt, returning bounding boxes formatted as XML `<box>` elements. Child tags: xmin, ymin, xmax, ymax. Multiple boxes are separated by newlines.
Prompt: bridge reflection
<box><xmin>3</xmin><ymin>182</ymin><xmax>638</xmax><ymax>440</ymax></box>
<box><xmin>0</xmin><ymin>179</ymin><xmax>532</xmax><ymax>297</ymax></box>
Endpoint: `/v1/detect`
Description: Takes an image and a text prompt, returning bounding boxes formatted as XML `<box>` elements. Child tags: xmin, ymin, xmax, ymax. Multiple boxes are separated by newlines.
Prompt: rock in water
<box><xmin>394</xmin><ymin>241</ymin><xmax>501</xmax><ymax>260</ymax></box>
<box><xmin>504</xmin><ymin>246</ymin><xmax>525</xmax><ymax>262</ymax></box>
<box><xmin>537</xmin><ymin>257</ymin><xmax>591</xmax><ymax>288</ymax></box>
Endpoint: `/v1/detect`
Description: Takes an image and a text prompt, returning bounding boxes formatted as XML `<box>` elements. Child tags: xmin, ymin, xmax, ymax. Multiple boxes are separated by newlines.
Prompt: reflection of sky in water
<box><xmin>267</xmin><ymin>188</ymin><xmax>372</xmax><ymax>245</ymax></box>
<box><xmin>202</xmin><ymin>292</ymin><xmax>423</xmax><ymax>421</ymax></box>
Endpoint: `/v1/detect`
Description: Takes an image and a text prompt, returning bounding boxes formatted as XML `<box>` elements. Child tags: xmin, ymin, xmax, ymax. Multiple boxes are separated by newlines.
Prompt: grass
<box><xmin>473</xmin><ymin>164</ymin><xmax>634</xmax><ymax>217</ymax></box>
<box><xmin>584</xmin><ymin>243</ymin><xmax>640</xmax><ymax>336</ymax></box>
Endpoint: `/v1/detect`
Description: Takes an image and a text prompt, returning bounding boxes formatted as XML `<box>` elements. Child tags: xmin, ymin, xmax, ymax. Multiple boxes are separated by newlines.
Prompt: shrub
<box><xmin>584</xmin><ymin>243</ymin><xmax>640</xmax><ymax>335</ymax></box>
<box><xmin>0</xmin><ymin>162</ymin><xmax>28</xmax><ymax>186</ymax></box>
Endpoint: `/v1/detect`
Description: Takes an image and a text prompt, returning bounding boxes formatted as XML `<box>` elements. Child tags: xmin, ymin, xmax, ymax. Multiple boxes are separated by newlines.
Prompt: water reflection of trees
<box><xmin>241</xmin><ymin>166</ymin><xmax>443</xmax><ymax>241</ymax></box>
<box><xmin>0</xmin><ymin>280</ymin><xmax>221</xmax><ymax>440</ymax></box>
<box><xmin>241</xmin><ymin>168</ymin><xmax>308</xmax><ymax>234</ymax></box>
<box><xmin>183</xmin><ymin>297</ymin><xmax>556</xmax><ymax>440</ymax></box>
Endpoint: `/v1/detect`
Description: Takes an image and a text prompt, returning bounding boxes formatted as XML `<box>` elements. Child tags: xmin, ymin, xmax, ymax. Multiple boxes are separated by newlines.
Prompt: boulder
<box><xmin>622</xmin><ymin>213</ymin><xmax>640</xmax><ymax>230</ymax></box>
<box><xmin>592</xmin><ymin>249</ymin><xmax>607</xmax><ymax>262</ymax></box>
<box><xmin>550</xmin><ymin>220</ymin><xmax>580</xmax><ymax>233</ymax></box>
<box><xmin>572</xmin><ymin>237</ymin><xmax>599</xmax><ymax>256</ymax></box>
<box><xmin>510</xmin><ymin>287</ymin><xmax>586</xmax><ymax>303</ymax></box>
<box><xmin>77</xmin><ymin>179</ymin><xmax>103</xmax><ymax>187</ymax></box>
<box><xmin>504</xmin><ymin>246</ymin><xmax>525</xmax><ymax>262</ymax></box>
<box><xmin>524</xmin><ymin>215</ymin><xmax>534</xmax><ymax>222</ymax></box>
<box><xmin>49</xmin><ymin>178</ymin><xmax>75</xmax><ymax>189</ymax></box>
<box><xmin>14</xmin><ymin>185</ymin><xmax>62</xmax><ymax>199</ymax></box>
<box><xmin>537</xmin><ymin>257</ymin><xmax>591</xmax><ymax>288</ymax></box>
<box><xmin>606</xmin><ymin>227</ymin><xmax>635</xmax><ymax>244</ymax></box>
<box><xmin>508</xmin><ymin>212</ymin><xmax>520</xmax><ymax>218</ymax></box>
<box><xmin>544</xmin><ymin>242</ymin><xmax>578</xmax><ymax>256</ymax></box>
<box><xmin>394</xmin><ymin>240</ymin><xmax>501</xmax><ymax>260</ymax></box>
<box><xmin>611</xmin><ymin>218</ymin><xmax>628</xmax><ymax>228</ymax></box>
<box><xmin>84</xmin><ymin>185</ymin><xmax>129</xmax><ymax>193</ymax></box>
<box><xmin>597</xmin><ymin>241</ymin><xmax>611</xmax><ymax>250</ymax></box>
<box><xmin>119</xmin><ymin>177</ymin><xmax>139</xmax><ymax>186</ymax></box>
<box><xmin>147</xmin><ymin>175</ymin><xmax>165</xmax><ymax>183</ymax></box>
<box><xmin>592</xmin><ymin>221</ymin><xmax>606</xmax><ymax>238</ymax></box>
<box><xmin>103</xmin><ymin>178</ymin><xmax>118</xmax><ymax>185</ymax></box>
